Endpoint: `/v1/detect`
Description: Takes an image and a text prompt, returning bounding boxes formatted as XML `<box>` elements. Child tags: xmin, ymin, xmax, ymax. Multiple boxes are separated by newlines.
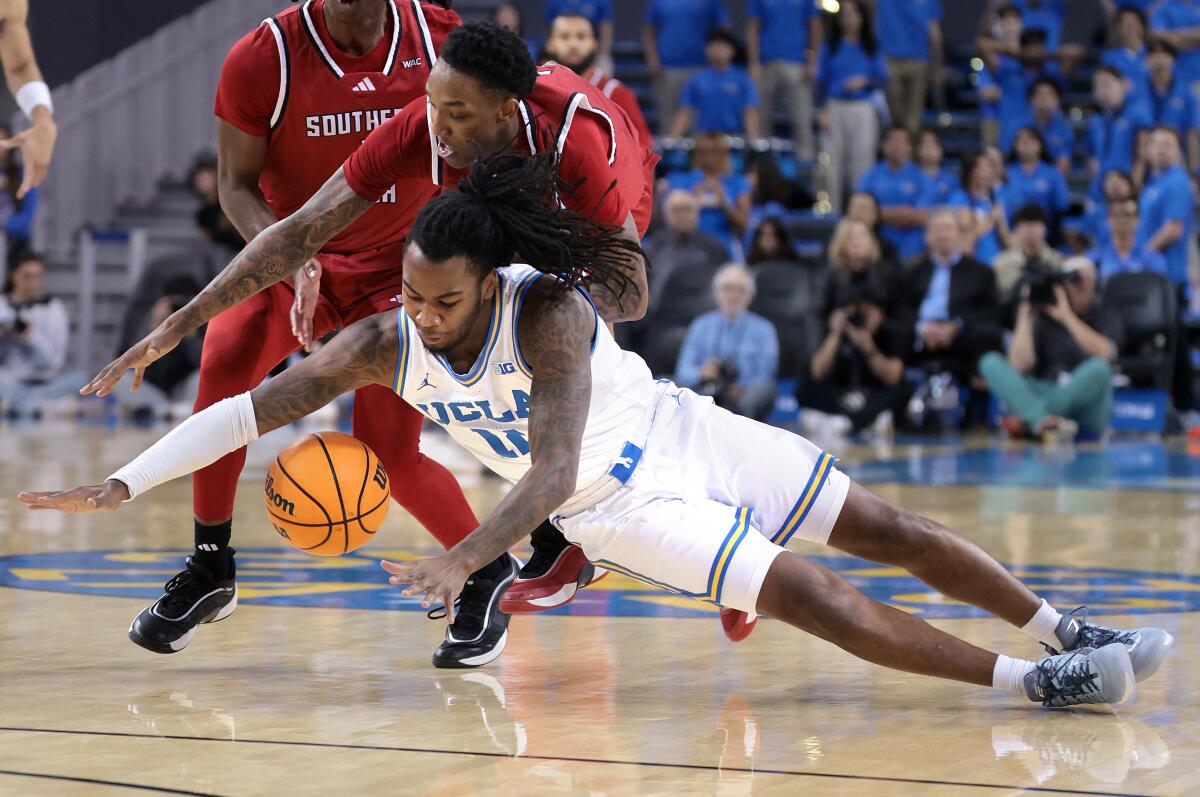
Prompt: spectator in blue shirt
<box><xmin>816</xmin><ymin>0</ymin><xmax>888</xmax><ymax>212</ymax></box>
<box><xmin>999</xmin><ymin>78</ymin><xmax>1074</xmax><ymax>174</ymax></box>
<box><xmin>543</xmin><ymin>0</ymin><xmax>613</xmax><ymax>73</ymax></box>
<box><xmin>1087</xmin><ymin>65</ymin><xmax>1153</xmax><ymax>199</ymax></box>
<box><xmin>875</xmin><ymin>0</ymin><xmax>943</xmax><ymax>134</ymax></box>
<box><xmin>988</xmin><ymin>29</ymin><xmax>1067</xmax><ymax>148</ymax></box>
<box><xmin>644</xmin><ymin>0</ymin><xmax>729</xmax><ymax>136</ymax></box>
<box><xmin>1137</xmin><ymin>126</ymin><xmax>1195</xmax><ymax>289</ymax></box>
<box><xmin>1151</xmin><ymin>0</ymin><xmax>1200</xmax><ymax>95</ymax></box>
<box><xmin>747</xmin><ymin>0</ymin><xmax>822</xmax><ymax>159</ymax></box>
<box><xmin>1104</xmin><ymin>0</ymin><xmax>1155</xmax><ymax>15</ymax></box>
<box><xmin>664</xmin><ymin>133</ymin><xmax>752</xmax><ymax>254</ymax></box>
<box><xmin>857</xmin><ymin>125</ymin><xmax>938</xmax><ymax>261</ymax></box>
<box><xmin>917</xmin><ymin>129</ymin><xmax>958</xmax><ymax>205</ymax></box>
<box><xmin>1075</xmin><ymin>169</ymin><xmax>1136</xmax><ymax>253</ymax></box>
<box><xmin>976</xmin><ymin>62</ymin><xmax>1003</xmax><ymax>147</ymax></box>
<box><xmin>676</xmin><ymin>263</ymin><xmax>780</xmax><ymax>421</ymax></box>
<box><xmin>1008</xmin><ymin>0</ymin><xmax>1064</xmax><ymax>51</ymax></box>
<box><xmin>949</xmin><ymin>152</ymin><xmax>1009</xmax><ymax>266</ymax></box>
<box><xmin>1146</xmin><ymin>39</ymin><xmax>1200</xmax><ymax>167</ymax></box>
<box><xmin>672</xmin><ymin>29</ymin><xmax>760</xmax><ymax>138</ymax></box>
<box><xmin>1005</xmin><ymin>127</ymin><xmax>1070</xmax><ymax>230</ymax></box>
<box><xmin>1101</xmin><ymin>7</ymin><xmax>1151</xmax><ymax>97</ymax></box>
<box><xmin>1087</xmin><ymin>198</ymin><xmax>1169</xmax><ymax>281</ymax></box>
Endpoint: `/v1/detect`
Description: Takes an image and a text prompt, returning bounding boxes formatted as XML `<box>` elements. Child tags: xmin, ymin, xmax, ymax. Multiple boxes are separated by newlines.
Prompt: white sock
<box><xmin>992</xmin><ymin>654</ymin><xmax>1037</xmax><ymax>694</ymax></box>
<box><xmin>1020</xmin><ymin>599</ymin><xmax>1064</xmax><ymax>647</ymax></box>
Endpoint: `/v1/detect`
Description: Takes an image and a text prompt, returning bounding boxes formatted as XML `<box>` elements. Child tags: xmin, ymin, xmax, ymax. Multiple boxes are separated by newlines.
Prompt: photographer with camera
<box><xmin>798</xmin><ymin>218</ymin><xmax>910</xmax><ymax>436</ymax></box>
<box><xmin>993</xmin><ymin>203</ymin><xmax>1065</xmax><ymax>298</ymax></box>
<box><xmin>0</xmin><ymin>250</ymin><xmax>79</xmax><ymax>418</ymax></box>
<box><xmin>676</xmin><ymin>263</ymin><xmax>779</xmax><ymax>421</ymax></box>
<box><xmin>980</xmin><ymin>256</ymin><xmax>1123</xmax><ymax>440</ymax></box>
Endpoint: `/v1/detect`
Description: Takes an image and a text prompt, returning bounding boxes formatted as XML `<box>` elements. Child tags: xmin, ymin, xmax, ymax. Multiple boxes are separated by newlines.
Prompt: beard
<box><xmin>559</xmin><ymin>50</ymin><xmax>597</xmax><ymax>76</ymax></box>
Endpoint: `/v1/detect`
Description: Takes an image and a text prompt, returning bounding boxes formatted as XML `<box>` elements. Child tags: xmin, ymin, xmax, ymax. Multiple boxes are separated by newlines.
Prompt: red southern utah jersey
<box><xmin>343</xmin><ymin>63</ymin><xmax>659</xmax><ymax>235</ymax></box>
<box><xmin>214</xmin><ymin>0</ymin><xmax>459</xmax><ymax>254</ymax></box>
<box><xmin>582</xmin><ymin>67</ymin><xmax>652</xmax><ymax>146</ymax></box>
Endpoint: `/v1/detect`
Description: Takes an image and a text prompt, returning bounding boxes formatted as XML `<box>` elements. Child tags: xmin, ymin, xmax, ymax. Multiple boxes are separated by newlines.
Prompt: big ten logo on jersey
<box><xmin>417</xmin><ymin>389</ymin><xmax>532</xmax><ymax>459</ymax></box>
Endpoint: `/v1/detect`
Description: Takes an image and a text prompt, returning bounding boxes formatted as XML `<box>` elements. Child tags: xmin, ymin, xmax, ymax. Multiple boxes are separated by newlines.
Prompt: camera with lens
<box><xmin>697</xmin><ymin>360</ymin><xmax>740</xmax><ymax>403</ymax></box>
<box><xmin>1023</xmin><ymin>260</ymin><xmax>1064</xmax><ymax>307</ymax></box>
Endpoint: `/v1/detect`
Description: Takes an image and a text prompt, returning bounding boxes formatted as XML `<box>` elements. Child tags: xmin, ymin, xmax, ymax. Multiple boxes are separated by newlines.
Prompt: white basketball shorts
<box><xmin>553</xmin><ymin>386</ymin><xmax>851</xmax><ymax>614</ymax></box>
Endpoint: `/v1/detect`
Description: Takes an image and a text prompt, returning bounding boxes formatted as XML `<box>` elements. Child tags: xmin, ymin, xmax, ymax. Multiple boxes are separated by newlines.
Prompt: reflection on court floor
<box><xmin>4</xmin><ymin>547</ymin><xmax>1200</xmax><ymax>618</ymax></box>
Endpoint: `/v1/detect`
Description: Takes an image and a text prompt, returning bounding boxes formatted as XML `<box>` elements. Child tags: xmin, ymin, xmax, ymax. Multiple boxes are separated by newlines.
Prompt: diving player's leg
<box><xmin>824</xmin><ymin>482</ymin><xmax>1175</xmax><ymax>683</ymax></box>
<box><xmin>752</xmin><ymin>551</ymin><xmax>1135</xmax><ymax>707</ymax></box>
<box><xmin>351</xmin><ymin>385</ymin><xmax>515</xmax><ymax>669</ymax></box>
<box><xmin>689</xmin><ymin>387</ymin><xmax>1173</xmax><ymax>683</ymax></box>
<box><xmin>128</xmin><ymin>285</ymin><xmax>332</xmax><ymax>654</ymax></box>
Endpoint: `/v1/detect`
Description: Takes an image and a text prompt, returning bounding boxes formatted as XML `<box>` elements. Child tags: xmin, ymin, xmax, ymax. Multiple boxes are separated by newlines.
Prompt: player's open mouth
<box><xmin>436</xmin><ymin>138</ymin><xmax>456</xmax><ymax>159</ymax></box>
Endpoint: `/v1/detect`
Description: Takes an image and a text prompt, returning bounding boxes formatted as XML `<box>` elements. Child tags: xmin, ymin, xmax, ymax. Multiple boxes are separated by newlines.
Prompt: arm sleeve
<box><xmin>557</xmin><ymin>111</ymin><xmax>631</xmax><ymax>226</ymax></box>
<box><xmin>675</xmin><ymin>318</ymin><xmax>708</xmax><ymax>386</ymax></box>
<box><xmin>213</xmin><ymin>26</ymin><xmax>280</xmax><ymax>137</ymax></box>
<box><xmin>109</xmin><ymin>393</ymin><xmax>260</xmax><ymax>501</ymax></box>
<box><xmin>342</xmin><ymin>101</ymin><xmax>426</xmax><ymax>200</ymax></box>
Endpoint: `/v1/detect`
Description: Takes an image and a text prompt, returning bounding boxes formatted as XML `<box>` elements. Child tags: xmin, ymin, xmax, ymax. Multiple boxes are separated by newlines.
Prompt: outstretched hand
<box><xmin>81</xmin><ymin>323</ymin><xmax>184</xmax><ymax>397</ymax></box>
<box><xmin>380</xmin><ymin>554</ymin><xmax>474</xmax><ymax>624</ymax></box>
<box><xmin>0</xmin><ymin>122</ymin><xmax>56</xmax><ymax>199</ymax></box>
<box><xmin>18</xmin><ymin>480</ymin><xmax>129</xmax><ymax>512</ymax></box>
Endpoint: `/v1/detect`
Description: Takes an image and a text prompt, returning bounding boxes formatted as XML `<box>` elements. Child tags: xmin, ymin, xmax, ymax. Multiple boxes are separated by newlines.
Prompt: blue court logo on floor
<box><xmin>2</xmin><ymin>548</ymin><xmax>1199</xmax><ymax>618</ymax></box>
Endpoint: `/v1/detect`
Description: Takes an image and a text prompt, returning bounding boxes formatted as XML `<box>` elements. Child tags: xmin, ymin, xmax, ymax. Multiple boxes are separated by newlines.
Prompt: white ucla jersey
<box><xmin>392</xmin><ymin>264</ymin><xmax>660</xmax><ymax>492</ymax></box>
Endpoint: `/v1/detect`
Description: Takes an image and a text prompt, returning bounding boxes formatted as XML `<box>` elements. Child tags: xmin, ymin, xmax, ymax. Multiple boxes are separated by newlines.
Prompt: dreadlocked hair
<box><xmin>440</xmin><ymin>22</ymin><xmax>537</xmax><ymax>98</ymax></box>
<box><xmin>408</xmin><ymin>149</ymin><xmax>645</xmax><ymax>309</ymax></box>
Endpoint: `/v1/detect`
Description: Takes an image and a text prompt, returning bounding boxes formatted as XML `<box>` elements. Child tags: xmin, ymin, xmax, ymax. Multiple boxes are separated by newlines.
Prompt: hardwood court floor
<box><xmin>1</xmin><ymin>422</ymin><xmax>1199</xmax><ymax>796</ymax></box>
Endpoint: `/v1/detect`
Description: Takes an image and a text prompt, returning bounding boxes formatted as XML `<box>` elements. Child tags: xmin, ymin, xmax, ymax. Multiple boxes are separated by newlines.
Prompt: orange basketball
<box><xmin>264</xmin><ymin>431</ymin><xmax>390</xmax><ymax>556</ymax></box>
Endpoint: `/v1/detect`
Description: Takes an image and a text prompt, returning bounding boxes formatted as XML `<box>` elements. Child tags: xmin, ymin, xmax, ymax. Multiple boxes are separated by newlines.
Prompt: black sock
<box><xmin>473</xmin><ymin>555</ymin><xmax>509</xmax><ymax>582</ymax></box>
<box><xmin>194</xmin><ymin>519</ymin><xmax>234</xmax><ymax>579</ymax></box>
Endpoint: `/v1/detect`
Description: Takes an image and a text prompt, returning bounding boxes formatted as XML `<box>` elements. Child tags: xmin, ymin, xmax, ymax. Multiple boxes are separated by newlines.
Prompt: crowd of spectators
<box><xmin>6</xmin><ymin>0</ymin><xmax>1200</xmax><ymax>440</ymax></box>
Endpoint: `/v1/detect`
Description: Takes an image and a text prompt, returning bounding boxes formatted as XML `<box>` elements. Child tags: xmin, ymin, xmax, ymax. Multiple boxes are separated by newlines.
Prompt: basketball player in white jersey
<box><xmin>0</xmin><ymin>0</ymin><xmax>56</xmax><ymax>197</ymax></box>
<box><xmin>22</xmin><ymin>151</ymin><xmax>1173</xmax><ymax>708</ymax></box>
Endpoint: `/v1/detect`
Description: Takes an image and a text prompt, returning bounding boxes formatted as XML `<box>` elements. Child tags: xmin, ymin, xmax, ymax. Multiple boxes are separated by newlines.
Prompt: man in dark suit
<box><xmin>904</xmin><ymin>209</ymin><xmax>1004</xmax><ymax>383</ymax></box>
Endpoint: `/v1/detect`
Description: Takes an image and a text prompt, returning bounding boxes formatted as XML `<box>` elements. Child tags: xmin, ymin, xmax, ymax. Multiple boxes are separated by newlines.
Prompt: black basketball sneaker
<box><xmin>430</xmin><ymin>553</ymin><xmax>520</xmax><ymax>669</ymax></box>
<box><xmin>129</xmin><ymin>552</ymin><xmax>237</xmax><ymax>654</ymax></box>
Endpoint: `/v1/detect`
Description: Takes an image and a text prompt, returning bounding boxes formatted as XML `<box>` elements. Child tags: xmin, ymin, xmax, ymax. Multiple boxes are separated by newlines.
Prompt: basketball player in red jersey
<box><xmin>120</xmin><ymin>0</ymin><xmax>523</xmax><ymax>669</ymax></box>
<box><xmin>89</xmin><ymin>21</ymin><xmax>669</xmax><ymax>659</ymax></box>
<box><xmin>542</xmin><ymin>12</ymin><xmax>652</xmax><ymax>145</ymax></box>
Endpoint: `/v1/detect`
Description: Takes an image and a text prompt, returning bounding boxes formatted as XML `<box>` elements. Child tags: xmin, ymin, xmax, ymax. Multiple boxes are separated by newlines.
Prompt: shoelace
<box><xmin>1042</xmin><ymin>606</ymin><xmax>1133</xmax><ymax>656</ymax></box>
<box><xmin>159</xmin><ymin>562</ymin><xmax>206</xmax><ymax>614</ymax></box>
<box><xmin>425</xmin><ymin>578</ymin><xmax>489</xmax><ymax>631</ymax></box>
<box><xmin>1036</xmin><ymin>651</ymin><xmax>1101</xmax><ymax>703</ymax></box>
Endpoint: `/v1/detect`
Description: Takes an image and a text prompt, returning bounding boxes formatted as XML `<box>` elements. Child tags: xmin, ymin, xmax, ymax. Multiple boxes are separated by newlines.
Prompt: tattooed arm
<box><xmin>19</xmin><ymin>312</ymin><xmax>399</xmax><ymax>513</ymax></box>
<box><xmin>585</xmin><ymin>212</ymin><xmax>649</xmax><ymax>324</ymax></box>
<box><xmin>247</xmin><ymin>310</ymin><xmax>397</xmax><ymax>433</ymax></box>
<box><xmin>381</xmin><ymin>281</ymin><xmax>594</xmax><ymax>615</ymax></box>
<box><xmin>82</xmin><ymin>169</ymin><xmax>373</xmax><ymax>396</ymax></box>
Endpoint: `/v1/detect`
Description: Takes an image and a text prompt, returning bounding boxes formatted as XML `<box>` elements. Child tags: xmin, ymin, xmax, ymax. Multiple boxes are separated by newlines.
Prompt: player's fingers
<box><xmin>380</xmin><ymin>559</ymin><xmax>410</xmax><ymax>577</ymax></box>
<box><xmin>130</xmin><ymin>366</ymin><xmax>145</xmax><ymax>393</ymax></box>
<box><xmin>16</xmin><ymin>170</ymin><xmax>33</xmax><ymax>200</ymax></box>
<box><xmin>0</xmin><ymin>136</ymin><xmax>18</xmax><ymax>151</ymax></box>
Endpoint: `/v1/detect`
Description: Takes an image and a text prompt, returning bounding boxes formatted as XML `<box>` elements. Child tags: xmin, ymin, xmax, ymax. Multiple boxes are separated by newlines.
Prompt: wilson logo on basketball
<box><xmin>264</xmin><ymin>475</ymin><xmax>296</xmax><ymax>516</ymax></box>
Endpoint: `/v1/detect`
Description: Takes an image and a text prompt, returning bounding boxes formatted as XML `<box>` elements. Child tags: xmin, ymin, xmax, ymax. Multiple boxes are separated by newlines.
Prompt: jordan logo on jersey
<box><xmin>418</xmin><ymin>373</ymin><xmax>436</xmax><ymax>391</ymax></box>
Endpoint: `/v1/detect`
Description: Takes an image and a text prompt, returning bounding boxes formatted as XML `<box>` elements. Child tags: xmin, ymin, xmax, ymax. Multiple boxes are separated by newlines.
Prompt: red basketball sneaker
<box><xmin>720</xmin><ymin>609</ymin><xmax>758</xmax><ymax>642</ymax></box>
<box><xmin>500</xmin><ymin>521</ymin><xmax>600</xmax><ymax>613</ymax></box>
